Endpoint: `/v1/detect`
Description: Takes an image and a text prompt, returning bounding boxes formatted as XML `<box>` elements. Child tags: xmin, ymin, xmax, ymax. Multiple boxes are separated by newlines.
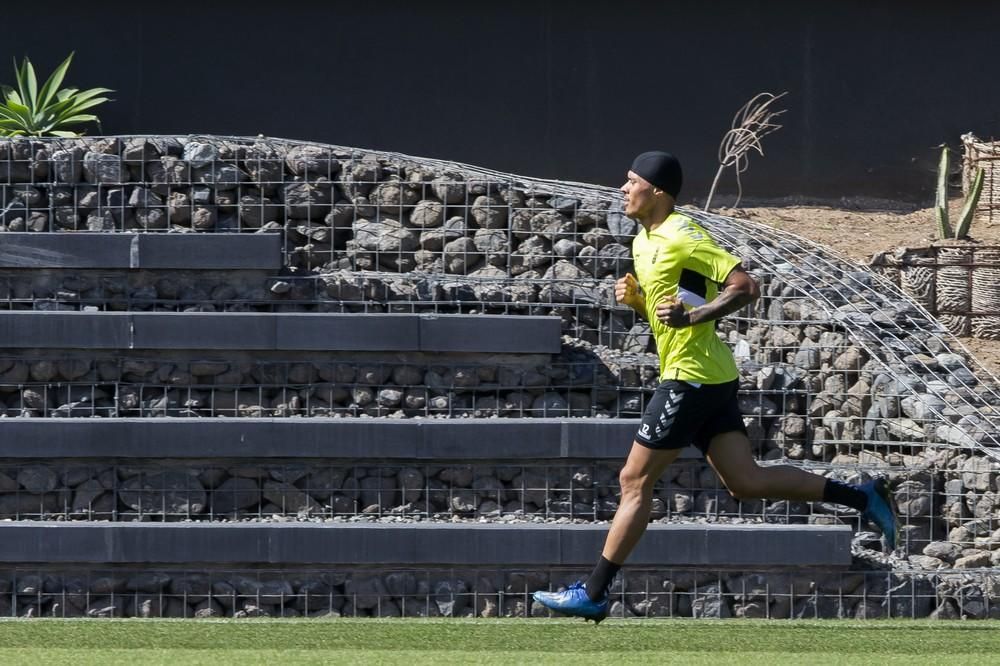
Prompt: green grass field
<box><xmin>1</xmin><ymin>618</ymin><xmax>999</xmax><ymax>665</ymax></box>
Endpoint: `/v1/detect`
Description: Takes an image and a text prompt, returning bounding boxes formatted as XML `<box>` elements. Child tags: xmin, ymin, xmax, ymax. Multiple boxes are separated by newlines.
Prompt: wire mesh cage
<box><xmin>1</xmin><ymin>565</ymin><xmax>992</xmax><ymax>620</ymax></box>
<box><xmin>963</xmin><ymin>133</ymin><xmax>1000</xmax><ymax>228</ymax></box>
<box><xmin>3</xmin><ymin>135</ymin><xmax>1000</xmax><ymax>618</ymax></box>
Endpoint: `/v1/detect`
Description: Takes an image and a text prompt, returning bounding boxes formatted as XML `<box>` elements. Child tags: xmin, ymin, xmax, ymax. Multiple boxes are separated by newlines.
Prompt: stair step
<box><xmin>0</xmin><ymin>232</ymin><xmax>282</xmax><ymax>269</ymax></box>
<box><xmin>0</xmin><ymin>522</ymin><xmax>853</xmax><ymax>567</ymax></box>
<box><xmin>0</xmin><ymin>312</ymin><xmax>561</xmax><ymax>353</ymax></box>
<box><xmin>0</xmin><ymin>418</ymin><xmax>699</xmax><ymax>460</ymax></box>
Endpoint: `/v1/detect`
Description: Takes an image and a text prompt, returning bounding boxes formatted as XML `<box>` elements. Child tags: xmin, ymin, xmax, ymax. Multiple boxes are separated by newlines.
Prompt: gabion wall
<box><xmin>2</xmin><ymin>135</ymin><xmax>1000</xmax><ymax>618</ymax></box>
<box><xmin>3</xmin><ymin>566</ymin><xmax>992</xmax><ymax>620</ymax></box>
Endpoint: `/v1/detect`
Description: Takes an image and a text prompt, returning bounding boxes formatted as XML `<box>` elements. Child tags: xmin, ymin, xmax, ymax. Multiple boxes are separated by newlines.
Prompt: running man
<box><xmin>533</xmin><ymin>151</ymin><xmax>897</xmax><ymax>623</ymax></box>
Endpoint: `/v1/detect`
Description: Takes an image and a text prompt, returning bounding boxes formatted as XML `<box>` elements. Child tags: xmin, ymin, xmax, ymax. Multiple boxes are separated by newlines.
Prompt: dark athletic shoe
<box><xmin>532</xmin><ymin>582</ymin><xmax>609</xmax><ymax>624</ymax></box>
<box><xmin>860</xmin><ymin>477</ymin><xmax>898</xmax><ymax>551</ymax></box>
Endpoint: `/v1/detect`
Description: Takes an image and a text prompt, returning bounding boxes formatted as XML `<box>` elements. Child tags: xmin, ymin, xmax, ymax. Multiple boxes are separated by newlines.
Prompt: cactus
<box><xmin>935</xmin><ymin>147</ymin><xmax>953</xmax><ymax>239</ymax></box>
<box><xmin>935</xmin><ymin>145</ymin><xmax>985</xmax><ymax>240</ymax></box>
<box><xmin>954</xmin><ymin>165</ymin><xmax>985</xmax><ymax>239</ymax></box>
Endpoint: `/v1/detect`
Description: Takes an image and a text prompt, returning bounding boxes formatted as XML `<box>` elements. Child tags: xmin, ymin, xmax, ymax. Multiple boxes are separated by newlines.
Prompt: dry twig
<box><xmin>704</xmin><ymin>91</ymin><xmax>787</xmax><ymax>211</ymax></box>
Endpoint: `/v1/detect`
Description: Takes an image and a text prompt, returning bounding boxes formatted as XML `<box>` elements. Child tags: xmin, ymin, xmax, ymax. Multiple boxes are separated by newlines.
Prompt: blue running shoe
<box><xmin>532</xmin><ymin>582</ymin><xmax>609</xmax><ymax>624</ymax></box>
<box><xmin>860</xmin><ymin>477</ymin><xmax>898</xmax><ymax>551</ymax></box>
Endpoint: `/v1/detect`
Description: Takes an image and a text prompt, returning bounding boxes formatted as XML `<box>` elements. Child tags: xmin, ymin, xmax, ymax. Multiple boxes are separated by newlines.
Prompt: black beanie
<box><xmin>630</xmin><ymin>151</ymin><xmax>683</xmax><ymax>198</ymax></box>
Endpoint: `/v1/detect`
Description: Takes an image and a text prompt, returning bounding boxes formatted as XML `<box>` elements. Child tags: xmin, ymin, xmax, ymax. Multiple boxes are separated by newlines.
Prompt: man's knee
<box><xmin>618</xmin><ymin>466</ymin><xmax>653</xmax><ymax>499</ymax></box>
<box><xmin>618</xmin><ymin>466</ymin><xmax>640</xmax><ymax>492</ymax></box>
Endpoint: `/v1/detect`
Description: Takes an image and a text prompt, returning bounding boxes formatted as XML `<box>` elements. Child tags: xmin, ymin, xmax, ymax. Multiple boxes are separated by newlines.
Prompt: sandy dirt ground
<box><xmin>719</xmin><ymin>201</ymin><xmax>1000</xmax><ymax>378</ymax></box>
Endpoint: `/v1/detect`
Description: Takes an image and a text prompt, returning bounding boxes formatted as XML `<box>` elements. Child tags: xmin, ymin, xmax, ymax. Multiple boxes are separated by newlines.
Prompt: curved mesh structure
<box><xmin>1</xmin><ymin>135</ymin><xmax>1000</xmax><ymax>618</ymax></box>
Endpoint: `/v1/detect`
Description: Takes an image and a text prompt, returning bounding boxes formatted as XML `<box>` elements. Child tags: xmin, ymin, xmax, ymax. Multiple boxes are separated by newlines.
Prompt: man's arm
<box><xmin>655</xmin><ymin>265</ymin><xmax>759</xmax><ymax>328</ymax></box>
<box><xmin>615</xmin><ymin>272</ymin><xmax>647</xmax><ymax>319</ymax></box>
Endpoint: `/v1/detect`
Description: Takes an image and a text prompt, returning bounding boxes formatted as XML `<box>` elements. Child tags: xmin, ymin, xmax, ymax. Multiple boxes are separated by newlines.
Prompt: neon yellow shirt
<box><xmin>631</xmin><ymin>211</ymin><xmax>742</xmax><ymax>384</ymax></box>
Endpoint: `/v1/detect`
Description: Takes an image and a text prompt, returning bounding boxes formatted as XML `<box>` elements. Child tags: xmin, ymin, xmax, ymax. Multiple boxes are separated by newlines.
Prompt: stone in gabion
<box><xmin>82</xmin><ymin>152</ymin><xmax>122</xmax><ymax>184</ymax></box>
<box><xmin>371</xmin><ymin>180</ymin><xmax>419</xmax><ymax>209</ymax></box>
<box><xmin>119</xmin><ymin>471</ymin><xmax>207</xmax><ymax>515</ymax></box>
<box><xmin>210</xmin><ymin>477</ymin><xmax>260</xmax><ymax>514</ymax></box>
<box><xmin>410</xmin><ymin>200</ymin><xmax>445</xmax><ymax>228</ymax></box>
<box><xmin>50</xmin><ymin>149</ymin><xmax>82</xmax><ymax>183</ymax></box>
<box><xmin>284</xmin><ymin>145</ymin><xmax>340</xmax><ymax>178</ymax></box>
<box><xmin>442</xmin><ymin>237</ymin><xmax>481</xmax><ymax>274</ymax></box>
<box><xmin>470</xmin><ymin>195</ymin><xmax>506</xmax><ymax>229</ymax></box>
<box><xmin>961</xmin><ymin>457</ymin><xmax>996</xmax><ymax>491</ymax></box>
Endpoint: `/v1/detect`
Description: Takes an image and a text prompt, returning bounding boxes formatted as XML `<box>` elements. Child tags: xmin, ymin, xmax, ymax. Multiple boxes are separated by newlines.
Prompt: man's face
<box><xmin>620</xmin><ymin>170</ymin><xmax>657</xmax><ymax>219</ymax></box>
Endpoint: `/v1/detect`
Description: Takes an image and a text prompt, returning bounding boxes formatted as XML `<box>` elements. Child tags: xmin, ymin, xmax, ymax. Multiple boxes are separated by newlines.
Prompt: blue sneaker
<box><xmin>532</xmin><ymin>582</ymin><xmax>609</xmax><ymax>624</ymax></box>
<box><xmin>860</xmin><ymin>477</ymin><xmax>898</xmax><ymax>551</ymax></box>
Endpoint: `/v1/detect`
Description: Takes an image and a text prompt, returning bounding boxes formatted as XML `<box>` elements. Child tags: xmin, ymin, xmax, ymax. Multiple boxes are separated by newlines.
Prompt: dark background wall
<box><xmin>5</xmin><ymin>1</ymin><xmax>998</xmax><ymax>203</ymax></box>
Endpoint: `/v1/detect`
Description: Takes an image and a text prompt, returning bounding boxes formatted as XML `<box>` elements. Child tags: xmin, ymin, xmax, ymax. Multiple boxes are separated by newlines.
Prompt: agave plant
<box><xmin>0</xmin><ymin>52</ymin><xmax>112</xmax><ymax>137</ymax></box>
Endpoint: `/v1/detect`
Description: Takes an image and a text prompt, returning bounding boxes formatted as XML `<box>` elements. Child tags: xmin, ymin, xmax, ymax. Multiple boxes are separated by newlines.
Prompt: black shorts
<box><xmin>635</xmin><ymin>379</ymin><xmax>746</xmax><ymax>454</ymax></box>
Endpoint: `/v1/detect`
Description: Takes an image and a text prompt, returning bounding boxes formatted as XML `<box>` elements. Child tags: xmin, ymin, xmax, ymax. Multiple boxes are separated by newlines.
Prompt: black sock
<box><xmin>584</xmin><ymin>556</ymin><xmax>621</xmax><ymax>602</ymax></box>
<box><xmin>823</xmin><ymin>478</ymin><xmax>867</xmax><ymax>512</ymax></box>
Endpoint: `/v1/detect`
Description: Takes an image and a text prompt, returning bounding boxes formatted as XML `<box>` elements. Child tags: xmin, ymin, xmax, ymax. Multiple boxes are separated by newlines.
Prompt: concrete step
<box><xmin>0</xmin><ymin>311</ymin><xmax>560</xmax><ymax>353</ymax></box>
<box><xmin>0</xmin><ymin>232</ymin><xmax>282</xmax><ymax>269</ymax></box>
<box><xmin>0</xmin><ymin>417</ymin><xmax>699</xmax><ymax>460</ymax></box>
<box><xmin>0</xmin><ymin>522</ymin><xmax>853</xmax><ymax>568</ymax></box>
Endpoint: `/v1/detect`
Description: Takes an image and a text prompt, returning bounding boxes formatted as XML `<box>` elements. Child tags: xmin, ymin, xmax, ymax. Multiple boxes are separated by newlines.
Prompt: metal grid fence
<box><xmin>0</xmin><ymin>565</ymin><xmax>991</xmax><ymax>620</ymax></box>
<box><xmin>3</xmin><ymin>136</ymin><xmax>1000</xmax><ymax>617</ymax></box>
<box><xmin>963</xmin><ymin>133</ymin><xmax>1000</xmax><ymax>228</ymax></box>
<box><xmin>0</xmin><ymin>457</ymin><xmax>987</xmax><ymax>560</ymax></box>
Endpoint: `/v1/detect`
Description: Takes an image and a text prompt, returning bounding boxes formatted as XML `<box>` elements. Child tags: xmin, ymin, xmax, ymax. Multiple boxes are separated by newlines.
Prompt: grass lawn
<box><xmin>0</xmin><ymin>618</ymin><xmax>998</xmax><ymax>665</ymax></box>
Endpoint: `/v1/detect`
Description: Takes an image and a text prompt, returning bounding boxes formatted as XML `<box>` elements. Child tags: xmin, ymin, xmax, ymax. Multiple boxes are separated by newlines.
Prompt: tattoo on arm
<box><xmin>685</xmin><ymin>266</ymin><xmax>760</xmax><ymax>326</ymax></box>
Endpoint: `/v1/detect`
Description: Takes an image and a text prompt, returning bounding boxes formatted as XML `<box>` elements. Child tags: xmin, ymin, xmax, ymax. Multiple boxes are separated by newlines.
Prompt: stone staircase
<box><xmin>0</xmin><ymin>230</ymin><xmax>857</xmax><ymax>618</ymax></box>
<box><xmin>5</xmin><ymin>134</ymin><xmax>978</xmax><ymax>620</ymax></box>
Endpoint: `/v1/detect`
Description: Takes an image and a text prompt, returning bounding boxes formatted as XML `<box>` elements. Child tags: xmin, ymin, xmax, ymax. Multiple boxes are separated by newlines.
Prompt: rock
<box><xmin>901</xmin><ymin>394</ymin><xmax>947</xmax><ymax>420</ymax></box>
<box><xmin>606</xmin><ymin>210</ymin><xmax>636</xmax><ymax>243</ymax></box>
<box><xmin>16</xmin><ymin>466</ymin><xmax>59</xmax><ymax>493</ymax></box>
<box><xmin>955</xmin><ymin>551</ymin><xmax>992</xmax><ymax>568</ymax></box>
<box><xmin>182</xmin><ymin>141</ymin><xmax>219</xmax><ymax>168</ymax></box>
<box><xmin>510</xmin><ymin>236</ymin><xmax>552</xmax><ymax>275</ymax></box>
<box><xmin>119</xmin><ymin>471</ymin><xmax>207</xmax><ymax>515</ymax></box>
<box><xmin>282</xmin><ymin>180</ymin><xmax>332</xmax><ymax>219</ymax></box>
<box><xmin>961</xmin><ymin>456</ymin><xmax>996</xmax><ymax>491</ymax></box>
<box><xmin>935</xmin><ymin>353</ymin><xmax>967</xmax><ymax>369</ymax></box>
<box><xmin>470</xmin><ymin>195</ymin><xmax>507</xmax><ymax>228</ymax></box>
<box><xmin>547</xmin><ymin>195</ymin><xmax>579</xmax><ymax>214</ymax></box>
<box><xmin>210</xmin><ymin>477</ymin><xmax>261</xmax><ymax>514</ymax></box>
<box><xmin>354</xmin><ymin>218</ymin><xmax>418</xmax><ymax>254</ymax></box>
<box><xmin>908</xmin><ymin>555</ymin><xmax>946</xmax><ymax>569</ymax></box>
<box><xmin>51</xmin><ymin>149</ymin><xmax>82</xmax><ymax>182</ymax></box>
<box><xmin>886</xmin><ymin>418</ymin><xmax>924</xmax><ymax>441</ymax></box>
<box><xmin>371</xmin><ymin>180</ymin><xmax>419</xmax><ymax>209</ymax></box>
<box><xmin>194</xmin><ymin>599</ymin><xmax>226</xmax><ymax>618</ymax></box>
<box><xmin>473</xmin><ymin>228</ymin><xmax>509</xmax><ymax>266</ymax></box>
<box><xmin>126</xmin><ymin>572</ymin><xmax>172</xmax><ymax>593</ymax></box>
<box><xmin>443</xmin><ymin>237</ymin><xmax>481</xmax><ymax>274</ymax></box>
<box><xmin>970</xmin><ymin>490</ymin><xmax>1000</xmax><ymax>520</ymax></box>
<box><xmin>82</xmin><ymin>152</ymin><xmax>122</xmax><ymax>184</ymax></box>
<box><xmin>71</xmin><ymin>479</ymin><xmax>106</xmax><ymax>514</ymax></box>
<box><xmin>925</xmin><ymin>541</ymin><xmax>963</xmax><ymax>566</ymax></box>
<box><xmin>360</xmin><ymin>475</ymin><xmax>397</xmax><ymax>508</ymax></box>
<box><xmin>538</xmin><ymin>260</ymin><xmax>590</xmax><ymax>302</ymax></box>
<box><xmin>594</xmin><ymin>243</ymin><xmax>632</xmax><ymax>278</ymax></box>
<box><xmin>344</xmin><ymin>575</ymin><xmax>388</xmax><ymax>610</ymax></box>
<box><xmin>410</xmin><ymin>200</ymin><xmax>445</xmax><ymax>228</ymax></box>
<box><xmin>938</xmin><ymin>425</ymin><xmax>978</xmax><ymax>447</ymax></box>
<box><xmin>832</xmin><ymin>347</ymin><xmax>866</xmax><ymax>371</ymax></box>
<box><xmin>793</xmin><ymin>347</ymin><xmax>821</xmax><ymax>370</ymax></box>
<box><xmin>261</xmin><ymin>481</ymin><xmax>322</xmax><ymax>514</ymax></box>
<box><xmin>285</xmin><ymin>145</ymin><xmax>339</xmax><ymax>177</ymax></box>
<box><xmin>691</xmin><ymin>584</ymin><xmax>731</xmax><ymax>618</ymax></box>
<box><xmin>431</xmin><ymin>174</ymin><xmax>466</xmax><ymax>204</ymax></box>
